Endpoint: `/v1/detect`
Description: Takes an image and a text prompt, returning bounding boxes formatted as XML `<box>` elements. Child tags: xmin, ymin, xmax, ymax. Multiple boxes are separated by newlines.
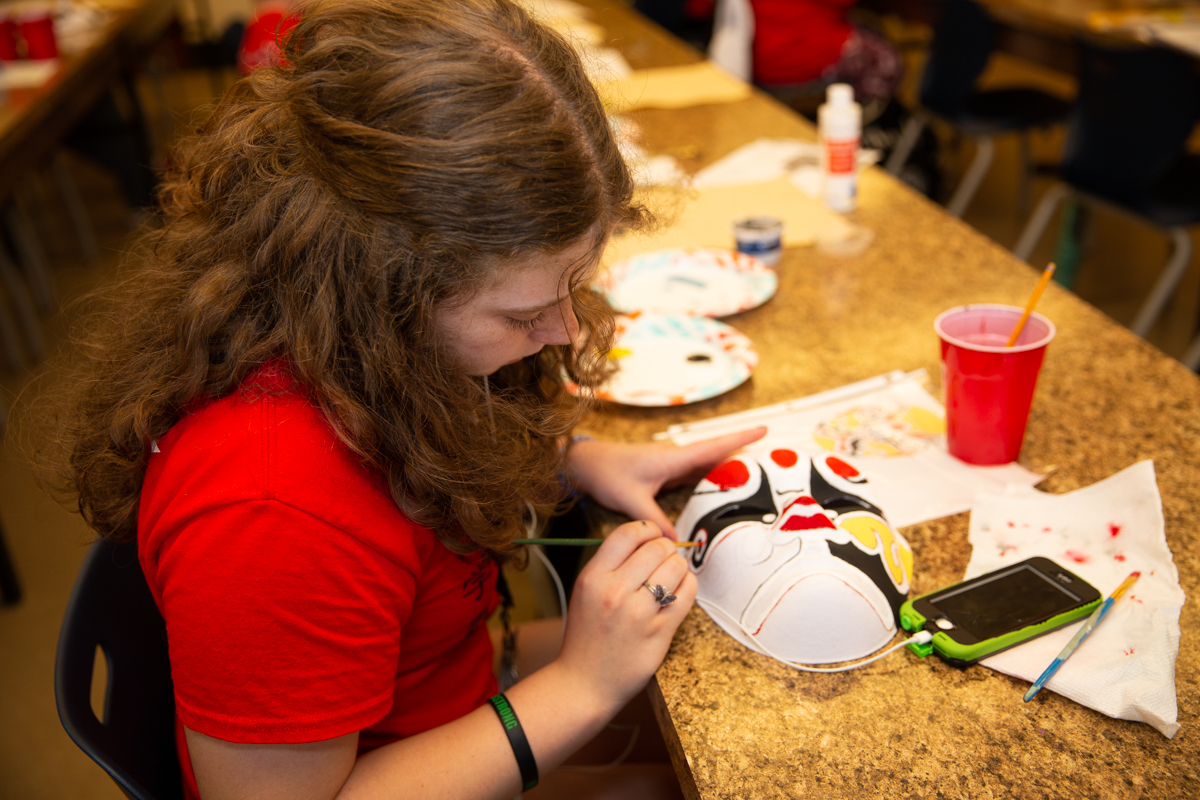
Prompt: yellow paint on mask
<box><xmin>841</xmin><ymin>514</ymin><xmax>880</xmax><ymax>551</ymax></box>
<box><xmin>839</xmin><ymin>515</ymin><xmax>913</xmax><ymax>588</ymax></box>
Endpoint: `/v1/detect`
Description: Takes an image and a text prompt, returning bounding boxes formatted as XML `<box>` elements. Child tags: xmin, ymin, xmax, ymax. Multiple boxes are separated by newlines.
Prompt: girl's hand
<box><xmin>553</xmin><ymin>520</ymin><xmax>696</xmax><ymax>716</ymax></box>
<box><xmin>563</xmin><ymin>427</ymin><xmax>767</xmax><ymax>538</ymax></box>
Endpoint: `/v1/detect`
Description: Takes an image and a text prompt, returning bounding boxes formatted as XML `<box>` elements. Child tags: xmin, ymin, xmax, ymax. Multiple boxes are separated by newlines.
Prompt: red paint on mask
<box><xmin>770</xmin><ymin>449</ymin><xmax>799</xmax><ymax>468</ymax></box>
<box><xmin>706</xmin><ymin>460</ymin><xmax>750</xmax><ymax>490</ymax></box>
<box><xmin>780</xmin><ymin>513</ymin><xmax>836</xmax><ymax>531</ymax></box>
<box><xmin>825</xmin><ymin>456</ymin><xmax>859</xmax><ymax>479</ymax></box>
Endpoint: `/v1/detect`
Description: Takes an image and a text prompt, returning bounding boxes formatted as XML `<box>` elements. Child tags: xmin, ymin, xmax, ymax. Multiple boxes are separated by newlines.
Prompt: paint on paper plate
<box><xmin>565</xmin><ymin>313</ymin><xmax>758</xmax><ymax>406</ymax></box>
<box><xmin>812</xmin><ymin>404</ymin><xmax>945</xmax><ymax>456</ymax></box>
<box><xmin>595</xmin><ymin>248</ymin><xmax>777</xmax><ymax>318</ymax></box>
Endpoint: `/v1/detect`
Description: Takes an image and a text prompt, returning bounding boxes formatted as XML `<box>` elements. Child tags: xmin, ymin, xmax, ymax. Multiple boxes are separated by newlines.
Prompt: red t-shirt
<box><xmin>750</xmin><ymin>0</ymin><xmax>855</xmax><ymax>86</ymax></box>
<box><xmin>138</xmin><ymin>364</ymin><xmax>500</xmax><ymax>799</ymax></box>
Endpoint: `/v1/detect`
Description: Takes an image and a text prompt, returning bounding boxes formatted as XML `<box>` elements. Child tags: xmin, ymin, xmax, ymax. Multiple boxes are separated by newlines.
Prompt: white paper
<box><xmin>658</xmin><ymin>370</ymin><xmax>1044</xmax><ymax>528</ymax></box>
<box><xmin>1146</xmin><ymin>21</ymin><xmax>1200</xmax><ymax>57</ymax></box>
<box><xmin>580</xmin><ymin>46</ymin><xmax>632</xmax><ymax>80</ymax></box>
<box><xmin>692</xmin><ymin>137</ymin><xmax>880</xmax><ymax>194</ymax></box>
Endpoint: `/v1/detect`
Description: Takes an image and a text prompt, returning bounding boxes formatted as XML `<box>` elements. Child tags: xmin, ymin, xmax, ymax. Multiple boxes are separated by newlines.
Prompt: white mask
<box><xmin>677</xmin><ymin>447</ymin><xmax>914</xmax><ymax>664</ymax></box>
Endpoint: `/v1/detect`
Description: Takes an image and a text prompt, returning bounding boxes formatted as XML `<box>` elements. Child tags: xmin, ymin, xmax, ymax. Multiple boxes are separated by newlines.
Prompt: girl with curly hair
<box><xmin>49</xmin><ymin>0</ymin><xmax>763</xmax><ymax>797</ymax></box>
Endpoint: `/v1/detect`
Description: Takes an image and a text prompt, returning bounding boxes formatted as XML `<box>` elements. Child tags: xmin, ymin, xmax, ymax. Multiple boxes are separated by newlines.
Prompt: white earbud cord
<box><xmin>525</xmin><ymin>502</ymin><xmax>568</xmax><ymax>639</ymax></box>
<box><xmin>696</xmin><ymin>598</ymin><xmax>932</xmax><ymax>673</ymax></box>
<box><xmin>522</xmin><ymin>504</ymin><xmax>639</xmax><ymax>774</ymax></box>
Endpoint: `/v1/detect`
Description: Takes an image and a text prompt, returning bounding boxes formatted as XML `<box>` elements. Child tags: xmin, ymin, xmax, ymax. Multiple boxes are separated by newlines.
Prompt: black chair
<box><xmin>55</xmin><ymin>538</ymin><xmax>184</xmax><ymax>800</ymax></box>
<box><xmin>0</xmin><ymin>521</ymin><xmax>21</xmax><ymax>605</ymax></box>
<box><xmin>1013</xmin><ymin>40</ymin><xmax>1200</xmax><ymax>368</ymax></box>
<box><xmin>885</xmin><ymin>0</ymin><xmax>1070</xmax><ymax>218</ymax></box>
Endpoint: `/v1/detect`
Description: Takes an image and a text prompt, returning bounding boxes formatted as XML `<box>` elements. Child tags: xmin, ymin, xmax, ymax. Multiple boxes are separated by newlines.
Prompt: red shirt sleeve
<box><xmin>153</xmin><ymin>499</ymin><xmax>413</xmax><ymax>743</ymax></box>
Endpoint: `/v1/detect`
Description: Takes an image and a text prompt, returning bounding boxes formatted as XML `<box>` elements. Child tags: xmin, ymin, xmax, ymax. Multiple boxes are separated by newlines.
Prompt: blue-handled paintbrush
<box><xmin>1023</xmin><ymin>570</ymin><xmax>1140</xmax><ymax>702</ymax></box>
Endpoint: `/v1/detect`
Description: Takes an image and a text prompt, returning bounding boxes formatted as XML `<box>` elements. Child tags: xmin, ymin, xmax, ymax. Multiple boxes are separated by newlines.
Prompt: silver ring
<box><xmin>644</xmin><ymin>581</ymin><xmax>676</xmax><ymax>608</ymax></box>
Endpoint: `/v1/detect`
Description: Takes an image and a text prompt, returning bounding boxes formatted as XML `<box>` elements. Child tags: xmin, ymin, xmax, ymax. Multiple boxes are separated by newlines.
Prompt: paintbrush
<box><xmin>514</xmin><ymin>538</ymin><xmax>700</xmax><ymax>548</ymax></box>
<box><xmin>1023</xmin><ymin>570</ymin><xmax>1141</xmax><ymax>702</ymax></box>
<box><xmin>1006</xmin><ymin>262</ymin><xmax>1057</xmax><ymax>346</ymax></box>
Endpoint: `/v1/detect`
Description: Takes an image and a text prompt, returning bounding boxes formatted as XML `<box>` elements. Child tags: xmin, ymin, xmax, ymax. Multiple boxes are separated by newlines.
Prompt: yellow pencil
<box><xmin>1006</xmin><ymin>262</ymin><xmax>1057</xmax><ymax>347</ymax></box>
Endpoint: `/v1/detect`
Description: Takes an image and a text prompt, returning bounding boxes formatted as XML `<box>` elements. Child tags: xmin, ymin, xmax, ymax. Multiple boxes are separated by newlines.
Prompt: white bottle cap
<box><xmin>827</xmin><ymin>83</ymin><xmax>854</xmax><ymax>105</ymax></box>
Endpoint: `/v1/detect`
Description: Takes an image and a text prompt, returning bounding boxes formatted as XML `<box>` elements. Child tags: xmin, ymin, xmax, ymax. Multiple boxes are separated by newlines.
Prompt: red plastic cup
<box><xmin>934</xmin><ymin>304</ymin><xmax>1056</xmax><ymax>465</ymax></box>
<box><xmin>0</xmin><ymin>19</ymin><xmax>19</xmax><ymax>61</ymax></box>
<box><xmin>18</xmin><ymin>11</ymin><xmax>57</xmax><ymax>60</ymax></box>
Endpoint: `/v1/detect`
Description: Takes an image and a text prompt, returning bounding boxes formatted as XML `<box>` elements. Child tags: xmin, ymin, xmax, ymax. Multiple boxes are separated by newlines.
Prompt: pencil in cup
<box><xmin>1006</xmin><ymin>262</ymin><xmax>1056</xmax><ymax>347</ymax></box>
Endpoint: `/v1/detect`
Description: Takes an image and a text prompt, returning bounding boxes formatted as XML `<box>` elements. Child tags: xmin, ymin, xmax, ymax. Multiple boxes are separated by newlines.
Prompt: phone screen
<box><xmin>927</xmin><ymin>563</ymin><xmax>1084</xmax><ymax>641</ymax></box>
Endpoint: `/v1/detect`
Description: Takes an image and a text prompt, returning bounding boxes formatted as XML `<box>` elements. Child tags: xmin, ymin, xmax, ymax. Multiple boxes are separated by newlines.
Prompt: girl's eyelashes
<box><xmin>505</xmin><ymin>312</ymin><xmax>543</xmax><ymax>332</ymax></box>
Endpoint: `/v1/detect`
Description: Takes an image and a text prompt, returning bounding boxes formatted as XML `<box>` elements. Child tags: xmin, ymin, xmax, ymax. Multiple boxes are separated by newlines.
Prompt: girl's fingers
<box><xmin>668</xmin><ymin>426</ymin><xmax>767</xmax><ymax>474</ymax></box>
<box><xmin>652</xmin><ymin>570</ymin><xmax>697</xmax><ymax>625</ymax></box>
<box><xmin>618</xmin><ymin>494</ymin><xmax>678</xmax><ymax>540</ymax></box>
<box><xmin>586</xmin><ymin>520</ymin><xmax>664</xmax><ymax>572</ymax></box>
<box><xmin>640</xmin><ymin>553</ymin><xmax>691</xmax><ymax>608</ymax></box>
<box><xmin>671</xmin><ymin>570</ymin><xmax>698</xmax><ymax>608</ymax></box>
<box><xmin>612</xmin><ymin>535</ymin><xmax>681</xmax><ymax>594</ymax></box>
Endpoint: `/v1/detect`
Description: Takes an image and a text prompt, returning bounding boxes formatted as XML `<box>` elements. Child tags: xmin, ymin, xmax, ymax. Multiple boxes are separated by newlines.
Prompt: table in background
<box><xmin>580</xmin><ymin>2</ymin><xmax>1200</xmax><ymax>797</ymax></box>
<box><xmin>0</xmin><ymin>0</ymin><xmax>177</xmax><ymax>203</ymax></box>
<box><xmin>867</xmin><ymin>0</ymin><xmax>1200</xmax><ymax>72</ymax></box>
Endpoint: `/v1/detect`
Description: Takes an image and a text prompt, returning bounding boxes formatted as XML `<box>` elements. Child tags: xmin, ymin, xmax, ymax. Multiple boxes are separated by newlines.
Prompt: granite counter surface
<box><xmin>575</xmin><ymin>3</ymin><xmax>1198</xmax><ymax>796</ymax></box>
<box><xmin>584</xmin><ymin>167</ymin><xmax>1200</xmax><ymax>798</ymax></box>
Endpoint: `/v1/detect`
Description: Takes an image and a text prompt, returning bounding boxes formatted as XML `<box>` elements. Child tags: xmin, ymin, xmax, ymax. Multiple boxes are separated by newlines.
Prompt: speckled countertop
<box><xmin>578</xmin><ymin>3</ymin><xmax>1200</xmax><ymax>798</ymax></box>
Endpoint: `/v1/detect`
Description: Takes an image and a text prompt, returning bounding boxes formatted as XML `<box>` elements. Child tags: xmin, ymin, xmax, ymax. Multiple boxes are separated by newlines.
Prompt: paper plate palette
<box><xmin>596</xmin><ymin>248</ymin><xmax>777</xmax><ymax>318</ymax></box>
<box><xmin>569</xmin><ymin>313</ymin><xmax>758</xmax><ymax>406</ymax></box>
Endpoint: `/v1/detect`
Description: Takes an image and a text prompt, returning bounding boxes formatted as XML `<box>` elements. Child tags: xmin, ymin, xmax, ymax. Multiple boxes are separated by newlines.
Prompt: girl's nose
<box><xmin>531</xmin><ymin>298</ymin><xmax>579</xmax><ymax>345</ymax></box>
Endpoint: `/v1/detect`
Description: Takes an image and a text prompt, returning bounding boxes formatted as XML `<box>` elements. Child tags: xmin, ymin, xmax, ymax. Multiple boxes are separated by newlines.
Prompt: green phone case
<box><xmin>900</xmin><ymin>595</ymin><xmax>1102</xmax><ymax>667</ymax></box>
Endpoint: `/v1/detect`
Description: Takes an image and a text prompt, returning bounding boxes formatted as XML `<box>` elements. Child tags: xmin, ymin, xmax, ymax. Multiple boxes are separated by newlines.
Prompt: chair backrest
<box><xmin>55</xmin><ymin>538</ymin><xmax>183</xmax><ymax>800</ymax></box>
<box><xmin>919</xmin><ymin>0</ymin><xmax>994</xmax><ymax>117</ymax></box>
<box><xmin>1063</xmin><ymin>41</ymin><xmax>1200</xmax><ymax>199</ymax></box>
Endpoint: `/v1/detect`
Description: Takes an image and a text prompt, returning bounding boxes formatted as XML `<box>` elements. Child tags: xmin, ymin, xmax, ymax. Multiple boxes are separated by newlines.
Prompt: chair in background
<box><xmin>0</xmin><ymin>522</ymin><xmax>21</xmax><ymax>605</ymax></box>
<box><xmin>0</xmin><ymin>147</ymin><xmax>104</xmax><ymax>376</ymax></box>
<box><xmin>885</xmin><ymin>0</ymin><xmax>1070</xmax><ymax>218</ymax></box>
<box><xmin>1013</xmin><ymin>41</ymin><xmax>1200</xmax><ymax>366</ymax></box>
<box><xmin>0</xmin><ymin>241</ymin><xmax>47</xmax><ymax>371</ymax></box>
<box><xmin>1186</xmin><ymin>327</ymin><xmax>1200</xmax><ymax>373</ymax></box>
<box><xmin>55</xmin><ymin>538</ymin><xmax>183</xmax><ymax>800</ymax></box>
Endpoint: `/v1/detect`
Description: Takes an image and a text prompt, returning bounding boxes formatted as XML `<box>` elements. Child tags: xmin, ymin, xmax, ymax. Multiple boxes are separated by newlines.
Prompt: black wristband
<box><xmin>487</xmin><ymin>693</ymin><xmax>538</xmax><ymax>791</ymax></box>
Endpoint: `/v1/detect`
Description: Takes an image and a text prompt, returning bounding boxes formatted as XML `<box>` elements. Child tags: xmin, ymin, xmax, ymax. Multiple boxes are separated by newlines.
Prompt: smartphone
<box><xmin>899</xmin><ymin>556</ymin><xmax>1102</xmax><ymax>667</ymax></box>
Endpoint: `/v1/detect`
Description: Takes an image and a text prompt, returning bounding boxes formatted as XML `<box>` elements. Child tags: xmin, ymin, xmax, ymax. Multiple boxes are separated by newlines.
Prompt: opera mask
<box><xmin>677</xmin><ymin>447</ymin><xmax>914</xmax><ymax>664</ymax></box>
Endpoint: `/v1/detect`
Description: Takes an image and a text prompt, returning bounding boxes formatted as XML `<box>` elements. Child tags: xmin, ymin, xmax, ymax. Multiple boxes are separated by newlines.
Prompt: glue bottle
<box><xmin>818</xmin><ymin>83</ymin><xmax>861</xmax><ymax>212</ymax></box>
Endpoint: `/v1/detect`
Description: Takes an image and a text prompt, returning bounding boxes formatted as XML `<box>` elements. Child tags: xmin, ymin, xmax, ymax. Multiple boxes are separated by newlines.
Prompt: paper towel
<box><xmin>966</xmin><ymin>461</ymin><xmax>1184</xmax><ymax>738</ymax></box>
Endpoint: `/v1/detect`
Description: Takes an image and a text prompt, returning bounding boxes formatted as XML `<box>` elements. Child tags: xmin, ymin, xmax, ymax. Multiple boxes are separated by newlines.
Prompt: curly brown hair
<box><xmin>45</xmin><ymin>0</ymin><xmax>649</xmax><ymax>554</ymax></box>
